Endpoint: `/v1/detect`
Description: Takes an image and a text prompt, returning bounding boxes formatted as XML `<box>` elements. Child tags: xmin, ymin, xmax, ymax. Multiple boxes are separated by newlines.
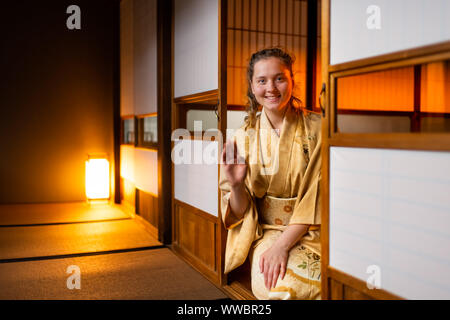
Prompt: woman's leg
<box><xmin>250</xmin><ymin>230</ymin><xmax>321</xmax><ymax>300</ymax></box>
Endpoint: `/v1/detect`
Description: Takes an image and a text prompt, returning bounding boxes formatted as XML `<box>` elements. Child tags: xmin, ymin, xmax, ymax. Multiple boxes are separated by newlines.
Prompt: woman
<box><xmin>219</xmin><ymin>48</ymin><xmax>322</xmax><ymax>300</ymax></box>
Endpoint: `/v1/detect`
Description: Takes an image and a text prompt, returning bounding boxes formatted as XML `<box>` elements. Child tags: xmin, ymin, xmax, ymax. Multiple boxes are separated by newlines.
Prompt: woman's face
<box><xmin>251</xmin><ymin>57</ymin><xmax>293</xmax><ymax>114</ymax></box>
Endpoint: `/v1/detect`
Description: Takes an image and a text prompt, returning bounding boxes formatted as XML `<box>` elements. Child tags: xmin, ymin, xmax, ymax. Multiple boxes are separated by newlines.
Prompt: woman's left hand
<box><xmin>259</xmin><ymin>243</ymin><xmax>289</xmax><ymax>290</ymax></box>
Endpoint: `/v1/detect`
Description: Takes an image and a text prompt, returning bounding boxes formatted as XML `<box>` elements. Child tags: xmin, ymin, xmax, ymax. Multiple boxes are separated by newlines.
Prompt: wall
<box><xmin>0</xmin><ymin>0</ymin><xmax>118</xmax><ymax>203</ymax></box>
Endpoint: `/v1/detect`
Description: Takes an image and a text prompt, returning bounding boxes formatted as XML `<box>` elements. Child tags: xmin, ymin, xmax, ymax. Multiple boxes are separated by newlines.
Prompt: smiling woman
<box><xmin>244</xmin><ymin>48</ymin><xmax>304</xmax><ymax>133</ymax></box>
<box><xmin>219</xmin><ymin>48</ymin><xmax>323</xmax><ymax>300</ymax></box>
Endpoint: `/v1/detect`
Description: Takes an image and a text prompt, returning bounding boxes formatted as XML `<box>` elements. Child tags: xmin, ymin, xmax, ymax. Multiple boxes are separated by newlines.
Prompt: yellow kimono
<box><xmin>219</xmin><ymin>105</ymin><xmax>322</xmax><ymax>300</ymax></box>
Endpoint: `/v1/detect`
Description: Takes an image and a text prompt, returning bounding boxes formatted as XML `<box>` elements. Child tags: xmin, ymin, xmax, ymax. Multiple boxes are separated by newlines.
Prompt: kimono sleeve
<box><xmin>289</xmin><ymin>117</ymin><xmax>322</xmax><ymax>226</ymax></box>
<box><xmin>219</xmin><ymin>165</ymin><xmax>253</xmax><ymax>230</ymax></box>
<box><xmin>220</xmin><ymin>167</ymin><xmax>263</xmax><ymax>274</ymax></box>
<box><xmin>219</xmin><ymin>126</ymin><xmax>264</xmax><ymax>274</ymax></box>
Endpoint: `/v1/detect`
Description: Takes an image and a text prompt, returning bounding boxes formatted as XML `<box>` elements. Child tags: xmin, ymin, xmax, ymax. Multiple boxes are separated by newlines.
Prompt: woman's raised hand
<box><xmin>221</xmin><ymin>140</ymin><xmax>248</xmax><ymax>188</ymax></box>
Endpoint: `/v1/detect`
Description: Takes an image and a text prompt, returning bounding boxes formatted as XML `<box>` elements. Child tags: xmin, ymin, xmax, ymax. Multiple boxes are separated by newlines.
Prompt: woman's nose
<box><xmin>267</xmin><ymin>81</ymin><xmax>277</xmax><ymax>91</ymax></box>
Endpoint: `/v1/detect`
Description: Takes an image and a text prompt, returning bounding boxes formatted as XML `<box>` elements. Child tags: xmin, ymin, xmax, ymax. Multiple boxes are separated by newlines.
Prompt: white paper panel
<box><xmin>329</xmin><ymin>147</ymin><xmax>450</xmax><ymax>299</ymax></box>
<box><xmin>133</xmin><ymin>0</ymin><xmax>157</xmax><ymax>115</ymax></box>
<box><xmin>186</xmin><ymin>110</ymin><xmax>218</xmax><ymax>131</ymax></box>
<box><xmin>120</xmin><ymin>0</ymin><xmax>134</xmax><ymax>116</ymax></box>
<box><xmin>330</xmin><ymin>0</ymin><xmax>450</xmax><ymax>65</ymax></box>
<box><xmin>185</xmin><ymin>110</ymin><xmax>247</xmax><ymax>131</ymax></box>
<box><xmin>227</xmin><ymin>111</ymin><xmax>247</xmax><ymax>130</ymax></box>
<box><xmin>120</xmin><ymin>145</ymin><xmax>135</xmax><ymax>182</ymax></box>
<box><xmin>174</xmin><ymin>0</ymin><xmax>218</xmax><ymax>98</ymax></box>
<box><xmin>174</xmin><ymin>140</ymin><xmax>218</xmax><ymax>216</ymax></box>
<box><xmin>134</xmin><ymin>148</ymin><xmax>158</xmax><ymax>195</ymax></box>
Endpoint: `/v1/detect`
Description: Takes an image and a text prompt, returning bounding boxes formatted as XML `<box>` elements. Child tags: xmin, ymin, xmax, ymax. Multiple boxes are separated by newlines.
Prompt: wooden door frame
<box><xmin>320</xmin><ymin>0</ymin><xmax>331</xmax><ymax>300</ymax></box>
<box><xmin>113</xmin><ymin>0</ymin><xmax>121</xmax><ymax>205</ymax></box>
<box><xmin>218</xmin><ymin>0</ymin><xmax>228</xmax><ymax>287</ymax></box>
<box><xmin>157</xmin><ymin>0</ymin><xmax>173</xmax><ymax>244</ymax></box>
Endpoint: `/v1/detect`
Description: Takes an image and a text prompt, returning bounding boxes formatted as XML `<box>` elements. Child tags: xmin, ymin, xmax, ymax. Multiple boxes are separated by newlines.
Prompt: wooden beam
<box><xmin>157</xmin><ymin>0</ymin><xmax>173</xmax><ymax>244</ymax></box>
<box><xmin>306</xmin><ymin>0</ymin><xmax>318</xmax><ymax>110</ymax></box>
<box><xmin>113</xmin><ymin>0</ymin><xmax>121</xmax><ymax>204</ymax></box>
<box><xmin>218</xmin><ymin>0</ymin><xmax>228</xmax><ymax>287</ymax></box>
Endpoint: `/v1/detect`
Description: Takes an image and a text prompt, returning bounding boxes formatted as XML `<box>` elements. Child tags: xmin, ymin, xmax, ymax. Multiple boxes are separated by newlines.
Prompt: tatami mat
<box><xmin>0</xmin><ymin>201</ymin><xmax>129</xmax><ymax>226</ymax></box>
<box><xmin>0</xmin><ymin>220</ymin><xmax>162</xmax><ymax>261</ymax></box>
<box><xmin>0</xmin><ymin>248</ymin><xmax>227</xmax><ymax>300</ymax></box>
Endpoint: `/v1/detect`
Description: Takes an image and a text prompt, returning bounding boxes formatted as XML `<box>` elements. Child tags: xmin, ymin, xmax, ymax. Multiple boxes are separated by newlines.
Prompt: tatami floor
<box><xmin>0</xmin><ymin>202</ymin><xmax>228</xmax><ymax>300</ymax></box>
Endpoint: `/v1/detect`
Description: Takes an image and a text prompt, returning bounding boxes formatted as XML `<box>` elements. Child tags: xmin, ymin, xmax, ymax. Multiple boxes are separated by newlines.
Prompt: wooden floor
<box><xmin>0</xmin><ymin>202</ymin><xmax>228</xmax><ymax>300</ymax></box>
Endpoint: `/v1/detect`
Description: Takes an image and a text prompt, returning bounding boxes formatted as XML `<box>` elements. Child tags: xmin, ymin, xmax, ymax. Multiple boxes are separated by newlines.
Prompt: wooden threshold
<box><xmin>222</xmin><ymin>281</ymin><xmax>257</xmax><ymax>300</ymax></box>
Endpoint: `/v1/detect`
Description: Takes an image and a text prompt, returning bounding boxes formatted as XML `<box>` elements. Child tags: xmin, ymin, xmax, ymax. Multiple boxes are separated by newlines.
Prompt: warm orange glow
<box><xmin>421</xmin><ymin>61</ymin><xmax>450</xmax><ymax>113</ymax></box>
<box><xmin>226</xmin><ymin>0</ymin><xmax>308</xmax><ymax>106</ymax></box>
<box><xmin>337</xmin><ymin>67</ymin><xmax>414</xmax><ymax>112</ymax></box>
<box><xmin>85</xmin><ymin>157</ymin><xmax>110</xmax><ymax>200</ymax></box>
<box><xmin>337</xmin><ymin>62</ymin><xmax>450</xmax><ymax>114</ymax></box>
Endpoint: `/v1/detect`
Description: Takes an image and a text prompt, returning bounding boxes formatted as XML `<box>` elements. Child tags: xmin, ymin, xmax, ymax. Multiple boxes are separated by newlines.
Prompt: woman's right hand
<box><xmin>221</xmin><ymin>140</ymin><xmax>248</xmax><ymax>188</ymax></box>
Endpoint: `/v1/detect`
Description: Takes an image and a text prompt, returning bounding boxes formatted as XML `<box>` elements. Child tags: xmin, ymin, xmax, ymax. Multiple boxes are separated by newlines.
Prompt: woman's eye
<box><xmin>258</xmin><ymin>79</ymin><xmax>265</xmax><ymax>84</ymax></box>
<box><xmin>277</xmin><ymin>77</ymin><xmax>285</xmax><ymax>81</ymax></box>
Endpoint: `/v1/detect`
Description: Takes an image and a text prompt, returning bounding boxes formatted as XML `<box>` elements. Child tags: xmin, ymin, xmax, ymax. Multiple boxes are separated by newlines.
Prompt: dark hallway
<box><xmin>0</xmin><ymin>0</ymin><xmax>228</xmax><ymax>300</ymax></box>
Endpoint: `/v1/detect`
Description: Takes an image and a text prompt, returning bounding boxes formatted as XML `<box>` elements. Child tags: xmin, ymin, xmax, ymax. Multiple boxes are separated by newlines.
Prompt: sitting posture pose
<box><xmin>219</xmin><ymin>47</ymin><xmax>322</xmax><ymax>300</ymax></box>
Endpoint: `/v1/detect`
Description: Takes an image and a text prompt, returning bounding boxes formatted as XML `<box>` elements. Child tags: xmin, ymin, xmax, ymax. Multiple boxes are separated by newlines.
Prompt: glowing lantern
<box><xmin>85</xmin><ymin>155</ymin><xmax>110</xmax><ymax>200</ymax></box>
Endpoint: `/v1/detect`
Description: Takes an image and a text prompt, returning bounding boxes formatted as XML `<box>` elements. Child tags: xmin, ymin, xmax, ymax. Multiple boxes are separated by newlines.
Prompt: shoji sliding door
<box><xmin>322</xmin><ymin>0</ymin><xmax>450</xmax><ymax>300</ymax></box>
<box><xmin>120</xmin><ymin>0</ymin><xmax>135</xmax><ymax>213</ymax></box>
<box><xmin>172</xmin><ymin>0</ymin><xmax>226</xmax><ymax>286</ymax></box>
<box><xmin>171</xmin><ymin>0</ymin><xmax>323</xmax><ymax>295</ymax></box>
<box><xmin>120</xmin><ymin>0</ymin><xmax>160</xmax><ymax>239</ymax></box>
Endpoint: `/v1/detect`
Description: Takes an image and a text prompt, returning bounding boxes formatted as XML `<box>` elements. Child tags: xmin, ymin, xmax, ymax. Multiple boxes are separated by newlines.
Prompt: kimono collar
<box><xmin>260</xmin><ymin>106</ymin><xmax>299</xmax><ymax>196</ymax></box>
<box><xmin>260</xmin><ymin>106</ymin><xmax>297</xmax><ymax>137</ymax></box>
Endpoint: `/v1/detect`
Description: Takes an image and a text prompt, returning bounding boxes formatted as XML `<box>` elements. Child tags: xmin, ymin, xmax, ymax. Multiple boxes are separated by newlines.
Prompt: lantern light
<box><xmin>85</xmin><ymin>154</ymin><xmax>110</xmax><ymax>200</ymax></box>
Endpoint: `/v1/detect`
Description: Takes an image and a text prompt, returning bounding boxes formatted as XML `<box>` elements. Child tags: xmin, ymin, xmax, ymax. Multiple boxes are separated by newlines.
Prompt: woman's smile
<box><xmin>265</xmin><ymin>94</ymin><xmax>281</xmax><ymax>102</ymax></box>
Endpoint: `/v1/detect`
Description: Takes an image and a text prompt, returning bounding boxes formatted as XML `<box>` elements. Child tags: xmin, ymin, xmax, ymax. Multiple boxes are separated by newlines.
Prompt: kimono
<box><xmin>219</xmin><ymin>105</ymin><xmax>322</xmax><ymax>300</ymax></box>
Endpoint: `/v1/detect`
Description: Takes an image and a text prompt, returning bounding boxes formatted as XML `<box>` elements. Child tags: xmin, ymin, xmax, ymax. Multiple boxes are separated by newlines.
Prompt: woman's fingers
<box><xmin>266</xmin><ymin>265</ymin><xmax>274</xmax><ymax>290</ymax></box>
<box><xmin>223</xmin><ymin>139</ymin><xmax>247</xmax><ymax>167</ymax></box>
<box><xmin>222</xmin><ymin>141</ymin><xmax>230</xmax><ymax>163</ymax></box>
<box><xmin>272</xmin><ymin>264</ymin><xmax>280</xmax><ymax>289</ymax></box>
<box><xmin>221</xmin><ymin>143</ymin><xmax>227</xmax><ymax>163</ymax></box>
<box><xmin>264</xmin><ymin>260</ymin><xmax>270</xmax><ymax>289</ymax></box>
<box><xmin>260</xmin><ymin>250</ymin><xmax>287</xmax><ymax>290</ymax></box>
<box><xmin>234</xmin><ymin>140</ymin><xmax>247</xmax><ymax>165</ymax></box>
<box><xmin>223</xmin><ymin>140</ymin><xmax>236</xmax><ymax>164</ymax></box>
<box><xmin>279</xmin><ymin>261</ymin><xmax>286</xmax><ymax>280</ymax></box>
<box><xmin>268</xmin><ymin>269</ymin><xmax>272</xmax><ymax>290</ymax></box>
<box><xmin>236</xmin><ymin>153</ymin><xmax>245</xmax><ymax>165</ymax></box>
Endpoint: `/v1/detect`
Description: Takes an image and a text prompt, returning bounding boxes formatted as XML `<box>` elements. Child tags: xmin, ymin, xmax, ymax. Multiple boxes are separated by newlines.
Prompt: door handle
<box><xmin>214</xmin><ymin>100</ymin><xmax>220</xmax><ymax>121</ymax></box>
<box><xmin>319</xmin><ymin>83</ymin><xmax>326</xmax><ymax>117</ymax></box>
